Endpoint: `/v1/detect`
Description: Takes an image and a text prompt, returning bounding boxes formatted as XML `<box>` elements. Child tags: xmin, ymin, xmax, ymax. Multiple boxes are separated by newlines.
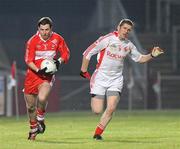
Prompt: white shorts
<box><xmin>90</xmin><ymin>70</ymin><xmax>123</xmax><ymax>95</ymax></box>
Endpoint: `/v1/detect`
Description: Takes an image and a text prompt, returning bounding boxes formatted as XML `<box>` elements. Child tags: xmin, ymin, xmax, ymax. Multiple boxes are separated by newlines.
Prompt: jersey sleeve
<box><xmin>83</xmin><ymin>35</ymin><xmax>110</xmax><ymax>60</ymax></box>
<box><xmin>58</xmin><ymin>38</ymin><xmax>70</xmax><ymax>63</ymax></box>
<box><xmin>128</xmin><ymin>42</ymin><xmax>142</xmax><ymax>62</ymax></box>
<box><xmin>25</xmin><ymin>38</ymin><xmax>36</xmax><ymax>64</ymax></box>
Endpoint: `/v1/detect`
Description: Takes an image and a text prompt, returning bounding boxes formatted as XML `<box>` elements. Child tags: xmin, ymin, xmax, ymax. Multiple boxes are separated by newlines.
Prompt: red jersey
<box><xmin>24</xmin><ymin>31</ymin><xmax>70</xmax><ymax>94</ymax></box>
<box><xmin>25</xmin><ymin>31</ymin><xmax>70</xmax><ymax>67</ymax></box>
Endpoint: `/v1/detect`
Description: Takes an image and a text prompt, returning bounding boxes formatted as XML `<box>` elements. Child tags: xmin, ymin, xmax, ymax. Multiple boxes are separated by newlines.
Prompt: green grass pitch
<box><xmin>1</xmin><ymin>110</ymin><xmax>180</xmax><ymax>149</ymax></box>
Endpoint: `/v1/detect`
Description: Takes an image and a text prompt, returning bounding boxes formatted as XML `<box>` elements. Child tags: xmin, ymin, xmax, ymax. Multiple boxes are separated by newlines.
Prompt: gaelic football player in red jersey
<box><xmin>80</xmin><ymin>19</ymin><xmax>164</xmax><ymax>140</ymax></box>
<box><xmin>24</xmin><ymin>17</ymin><xmax>70</xmax><ymax>140</ymax></box>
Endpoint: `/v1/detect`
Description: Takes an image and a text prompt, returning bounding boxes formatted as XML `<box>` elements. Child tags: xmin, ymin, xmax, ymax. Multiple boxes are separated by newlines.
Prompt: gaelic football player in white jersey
<box><xmin>80</xmin><ymin>19</ymin><xmax>164</xmax><ymax>140</ymax></box>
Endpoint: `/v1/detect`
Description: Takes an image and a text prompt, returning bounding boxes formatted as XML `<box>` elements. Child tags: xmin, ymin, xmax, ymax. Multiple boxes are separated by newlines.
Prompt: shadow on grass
<box><xmin>36</xmin><ymin>135</ymin><xmax>174</xmax><ymax>144</ymax></box>
<box><xmin>36</xmin><ymin>137</ymin><xmax>89</xmax><ymax>144</ymax></box>
<box><xmin>103</xmin><ymin>136</ymin><xmax>174</xmax><ymax>144</ymax></box>
<box><xmin>104</xmin><ymin>139</ymin><xmax>161</xmax><ymax>144</ymax></box>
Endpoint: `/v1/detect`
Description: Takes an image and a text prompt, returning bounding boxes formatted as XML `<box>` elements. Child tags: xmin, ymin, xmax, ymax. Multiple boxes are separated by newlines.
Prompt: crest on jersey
<box><xmin>109</xmin><ymin>44</ymin><xmax>118</xmax><ymax>52</ymax></box>
<box><xmin>51</xmin><ymin>39</ymin><xmax>58</xmax><ymax>45</ymax></box>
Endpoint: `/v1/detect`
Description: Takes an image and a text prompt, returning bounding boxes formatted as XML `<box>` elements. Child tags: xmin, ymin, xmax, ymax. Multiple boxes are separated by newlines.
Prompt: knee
<box><xmin>27</xmin><ymin>105</ymin><xmax>35</xmax><ymax>113</ymax></box>
<box><xmin>38</xmin><ymin>95</ymin><xmax>47</xmax><ymax>102</ymax></box>
<box><xmin>106</xmin><ymin>107</ymin><xmax>116</xmax><ymax>115</ymax></box>
<box><xmin>92</xmin><ymin>109</ymin><xmax>102</xmax><ymax>115</ymax></box>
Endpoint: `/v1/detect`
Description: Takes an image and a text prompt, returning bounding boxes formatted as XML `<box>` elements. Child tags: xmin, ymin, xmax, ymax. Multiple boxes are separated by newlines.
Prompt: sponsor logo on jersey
<box><xmin>109</xmin><ymin>44</ymin><xmax>117</xmax><ymax>51</ymax></box>
<box><xmin>107</xmin><ymin>51</ymin><xmax>125</xmax><ymax>60</ymax></box>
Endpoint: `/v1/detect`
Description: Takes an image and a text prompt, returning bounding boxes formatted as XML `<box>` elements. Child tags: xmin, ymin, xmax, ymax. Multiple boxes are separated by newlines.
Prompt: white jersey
<box><xmin>83</xmin><ymin>31</ymin><xmax>142</xmax><ymax>95</ymax></box>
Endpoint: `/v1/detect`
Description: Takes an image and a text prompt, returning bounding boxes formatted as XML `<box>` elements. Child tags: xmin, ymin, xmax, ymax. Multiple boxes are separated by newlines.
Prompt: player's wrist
<box><xmin>36</xmin><ymin>68</ymin><xmax>39</xmax><ymax>72</ymax></box>
<box><xmin>80</xmin><ymin>68</ymin><xmax>88</xmax><ymax>73</ymax></box>
<box><xmin>150</xmin><ymin>53</ymin><xmax>155</xmax><ymax>58</ymax></box>
<box><xmin>81</xmin><ymin>70</ymin><xmax>87</xmax><ymax>73</ymax></box>
<box><xmin>58</xmin><ymin>58</ymin><xmax>62</xmax><ymax>64</ymax></box>
<box><xmin>80</xmin><ymin>71</ymin><xmax>91</xmax><ymax>80</ymax></box>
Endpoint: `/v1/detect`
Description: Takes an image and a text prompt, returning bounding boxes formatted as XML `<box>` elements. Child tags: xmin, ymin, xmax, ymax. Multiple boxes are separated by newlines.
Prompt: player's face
<box><xmin>38</xmin><ymin>24</ymin><xmax>52</xmax><ymax>40</ymax></box>
<box><xmin>117</xmin><ymin>23</ymin><xmax>132</xmax><ymax>39</ymax></box>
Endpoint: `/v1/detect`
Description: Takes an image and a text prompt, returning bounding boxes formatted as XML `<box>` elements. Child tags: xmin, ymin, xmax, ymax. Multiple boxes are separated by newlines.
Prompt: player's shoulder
<box><xmin>103</xmin><ymin>31</ymin><xmax>115</xmax><ymax>38</ymax></box>
<box><xmin>126</xmin><ymin>39</ymin><xmax>137</xmax><ymax>50</ymax></box>
<box><xmin>98</xmin><ymin>31</ymin><xmax>115</xmax><ymax>42</ymax></box>
<box><xmin>126</xmin><ymin>39</ymin><xmax>135</xmax><ymax>46</ymax></box>
<box><xmin>27</xmin><ymin>33</ymin><xmax>39</xmax><ymax>44</ymax></box>
<box><xmin>52</xmin><ymin>32</ymin><xmax>64</xmax><ymax>41</ymax></box>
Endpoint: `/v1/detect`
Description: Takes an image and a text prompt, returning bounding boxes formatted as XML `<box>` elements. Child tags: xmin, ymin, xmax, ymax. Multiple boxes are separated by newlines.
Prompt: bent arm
<box><xmin>27</xmin><ymin>62</ymin><xmax>39</xmax><ymax>72</ymax></box>
<box><xmin>58</xmin><ymin>39</ymin><xmax>70</xmax><ymax>64</ymax></box>
<box><xmin>25</xmin><ymin>39</ymin><xmax>39</xmax><ymax>72</ymax></box>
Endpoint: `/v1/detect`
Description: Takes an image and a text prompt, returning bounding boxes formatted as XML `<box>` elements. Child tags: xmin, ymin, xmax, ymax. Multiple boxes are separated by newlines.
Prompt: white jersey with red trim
<box><xmin>83</xmin><ymin>31</ymin><xmax>142</xmax><ymax>94</ymax></box>
<box><xmin>84</xmin><ymin>31</ymin><xmax>142</xmax><ymax>78</ymax></box>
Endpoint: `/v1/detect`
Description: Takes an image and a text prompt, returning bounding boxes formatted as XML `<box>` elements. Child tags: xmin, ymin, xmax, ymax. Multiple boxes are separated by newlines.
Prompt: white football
<box><xmin>40</xmin><ymin>59</ymin><xmax>57</xmax><ymax>74</ymax></box>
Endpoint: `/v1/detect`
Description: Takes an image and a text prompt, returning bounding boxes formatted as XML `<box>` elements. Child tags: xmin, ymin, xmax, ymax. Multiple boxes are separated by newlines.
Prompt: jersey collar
<box><xmin>113</xmin><ymin>31</ymin><xmax>118</xmax><ymax>37</ymax></box>
<box><xmin>113</xmin><ymin>30</ymin><xmax>127</xmax><ymax>41</ymax></box>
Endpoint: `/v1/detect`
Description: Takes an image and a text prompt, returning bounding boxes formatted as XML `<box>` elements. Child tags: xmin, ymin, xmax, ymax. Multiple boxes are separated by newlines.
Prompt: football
<box><xmin>40</xmin><ymin>59</ymin><xmax>57</xmax><ymax>74</ymax></box>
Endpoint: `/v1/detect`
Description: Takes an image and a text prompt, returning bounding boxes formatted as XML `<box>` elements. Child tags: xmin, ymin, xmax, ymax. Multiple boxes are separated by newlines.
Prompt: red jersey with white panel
<box><xmin>25</xmin><ymin>31</ymin><xmax>70</xmax><ymax>68</ymax></box>
<box><xmin>24</xmin><ymin>31</ymin><xmax>70</xmax><ymax>94</ymax></box>
<box><xmin>83</xmin><ymin>31</ymin><xmax>142</xmax><ymax>94</ymax></box>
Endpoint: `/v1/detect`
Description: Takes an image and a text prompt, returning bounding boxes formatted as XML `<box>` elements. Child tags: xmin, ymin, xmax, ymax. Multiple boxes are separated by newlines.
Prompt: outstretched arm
<box><xmin>138</xmin><ymin>53</ymin><xmax>153</xmax><ymax>63</ymax></box>
<box><xmin>138</xmin><ymin>47</ymin><xmax>164</xmax><ymax>63</ymax></box>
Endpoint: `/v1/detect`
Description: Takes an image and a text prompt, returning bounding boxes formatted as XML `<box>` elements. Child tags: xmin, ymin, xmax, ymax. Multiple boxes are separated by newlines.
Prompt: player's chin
<box><xmin>124</xmin><ymin>34</ymin><xmax>128</xmax><ymax>38</ymax></box>
<box><xmin>42</xmin><ymin>35</ymin><xmax>49</xmax><ymax>40</ymax></box>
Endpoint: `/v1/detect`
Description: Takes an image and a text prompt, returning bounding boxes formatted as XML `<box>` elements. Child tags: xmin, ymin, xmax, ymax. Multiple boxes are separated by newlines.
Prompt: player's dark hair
<box><xmin>38</xmin><ymin>17</ymin><xmax>53</xmax><ymax>28</ymax></box>
<box><xmin>119</xmin><ymin>19</ymin><xmax>134</xmax><ymax>27</ymax></box>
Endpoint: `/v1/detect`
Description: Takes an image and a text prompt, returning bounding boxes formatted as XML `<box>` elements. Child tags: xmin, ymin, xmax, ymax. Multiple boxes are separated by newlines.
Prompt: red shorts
<box><xmin>24</xmin><ymin>69</ymin><xmax>55</xmax><ymax>94</ymax></box>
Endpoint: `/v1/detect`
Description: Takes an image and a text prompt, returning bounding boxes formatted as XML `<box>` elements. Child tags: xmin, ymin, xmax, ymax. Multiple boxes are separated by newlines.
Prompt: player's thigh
<box><xmin>106</xmin><ymin>91</ymin><xmax>120</xmax><ymax>112</ymax></box>
<box><xmin>91</xmin><ymin>95</ymin><xmax>105</xmax><ymax>114</ymax></box>
<box><xmin>24</xmin><ymin>94</ymin><xmax>37</xmax><ymax>107</ymax></box>
<box><xmin>38</xmin><ymin>81</ymin><xmax>52</xmax><ymax>101</ymax></box>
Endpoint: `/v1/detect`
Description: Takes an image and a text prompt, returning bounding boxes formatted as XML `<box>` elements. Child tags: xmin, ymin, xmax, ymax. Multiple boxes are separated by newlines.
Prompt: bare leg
<box><xmin>36</xmin><ymin>82</ymin><xmax>51</xmax><ymax>133</ymax></box>
<box><xmin>91</xmin><ymin>97</ymin><xmax>104</xmax><ymax>114</ymax></box>
<box><xmin>24</xmin><ymin>94</ymin><xmax>37</xmax><ymax>121</ymax></box>
<box><xmin>100</xmin><ymin>95</ymin><xmax>120</xmax><ymax>127</ymax></box>
<box><xmin>24</xmin><ymin>94</ymin><xmax>39</xmax><ymax>140</ymax></box>
<box><xmin>93</xmin><ymin>95</ymin><xmax>120</xmax><ymax>139</ymax></box>
<box><xmin>37</xmin><ymin>82</ymin><xmax>51</xmax><ymax>111</ymax></box>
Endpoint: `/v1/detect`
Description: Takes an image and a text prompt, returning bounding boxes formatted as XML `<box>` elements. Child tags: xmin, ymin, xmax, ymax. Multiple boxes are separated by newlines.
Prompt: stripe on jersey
<box><xmin>96</xmin><ymin>49</ymin><xmax>105</xmax><ymax>69</ymax></box>
<box><xmin>83</xmin><ymin>32</ymin><xmax>114</xmax><ymax>58</ymax></box>
<box><xmin>90</xmin><ymin>69</ymin><xmax>98</xmax><ymax>91</ymax></box>
<box><xmin>35</xmin><ymin>51</ymin><xmax>56</xmax><ymax>60</ymax></box>
<box><xmin>98</xmin><ymin>32</ymin><xmax>114</xmax><ymax>42</ymax></box>
<box><xmin>83</xmin><ymin>43</ymin><xmax>96</xmax><ymax>58</ymax></box>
